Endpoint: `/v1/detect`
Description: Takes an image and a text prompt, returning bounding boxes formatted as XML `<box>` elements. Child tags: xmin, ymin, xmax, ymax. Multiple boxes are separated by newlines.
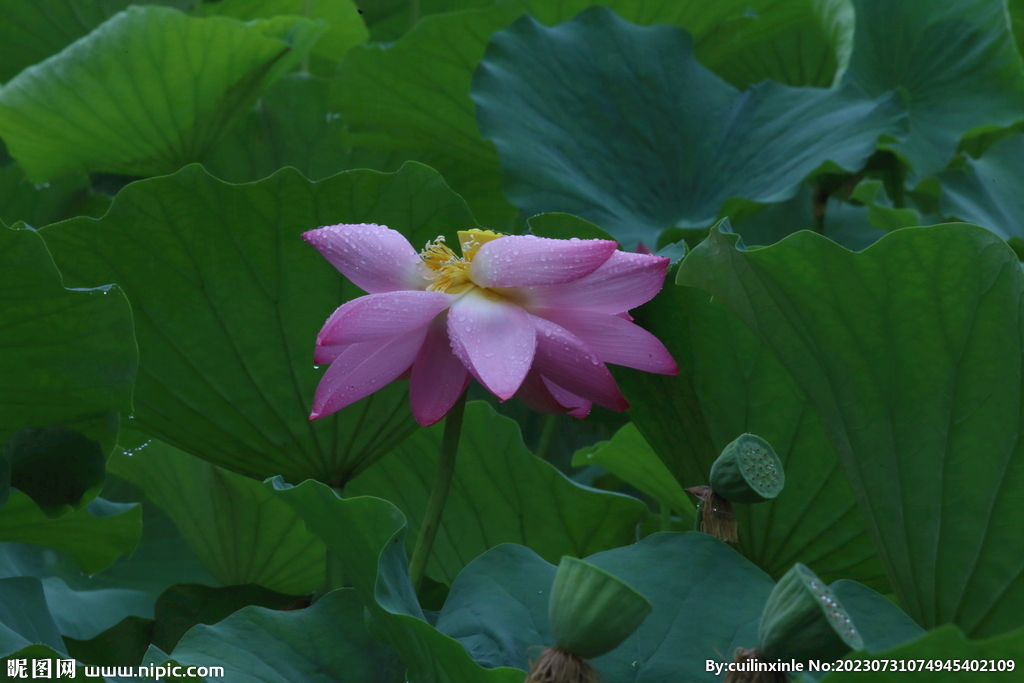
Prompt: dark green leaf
<box><xmin>108</xmin><ymin>432</ymin><xmax>325</xmax><ymax>595</ymax></box>
<box><xmin>617</xmin><ymin>283</ymin><xmax>887</xmax><ymax>589</ymax></box>
<box><xmin>840</xmin><ymin>0</ymin><xmax>1024</xmax><ymax>175</ymax></box>
<box><xmin>0</xmin><ymin>493</ymin><xmax>140</xmax><ymax>575</ymax></box>
<box><xmin>472</xmin><ymin>7</ymin><xmax>905</xmax><ymax>248</ymax></box>
<box><xmin>938</xmin><ymin>134</ymin><xmax>1024</xmax><ymax>239</ymax></box>
<box><xmin>43</xmin><ymin>163</ymin><xmax>477</xmax><ymax>485</ymax></box>
<box><xmin>0</xmin><ymin>224</ymin><xmax>136</xmax><ymax>512</ymax></box>
<box><xmin>677</xmin><ymin>222</ymin><xmax>1024</xmax><ymax>636</ymax></box>
<box><xmin>272</xmin><ymin>482</ymin><xmax>524</xmax><ymax>682</ymax></box>
<box><xmin>347</xmin><ymin>401</ymin><xmax>648</xmax><ymax>585</ymax></box>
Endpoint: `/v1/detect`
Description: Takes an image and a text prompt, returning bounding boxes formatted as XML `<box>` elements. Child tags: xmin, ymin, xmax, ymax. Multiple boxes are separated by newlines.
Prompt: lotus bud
<box><xmin>710</xmin><ymin>434</ymin><xmax>784</xmax><ymax>504</ymax></box>
<box><xmin>527</xmin><ymin>556</ymin><xmax>652</xmax><ymax>683</ymax></box>
<box><xmin>686</xmin><ymin>485</ymin><xmax>737</xmax><ymax>544</ymax></box>
<box><xmin>724</xmin><ymin>564</ymin><xmax>864</xmax><ymax>683</ymax></box>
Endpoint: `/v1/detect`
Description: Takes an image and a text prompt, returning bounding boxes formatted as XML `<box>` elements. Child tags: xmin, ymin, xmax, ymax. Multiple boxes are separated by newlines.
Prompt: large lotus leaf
<box><xmin>830</xmin><ymin>580</ymin><xmax>924</xmax><ymax>652</ymax></box>
<box><xmin>0</xmin><ymin>6</ymin><xmax>324</xmax><ymax>182</ymax></box>
<box><xmin>203</xmin><ymin>0</ymin><xmax>368</xmax><ymax>62</ymax></box>
<box><xmin>0</xmin><ymin>164</ymin><xmax>109</xmax><ymax>229</ymax></box>
<box><xmin>613</xmin><ymin>277</ymin><xmax>886</xmax><ymax>589</ymax></box>
<box><xmin>813</xmin><ymin>625</ymin><xmax>1024</xmax><ymax>682</ymax></box>
<box><xmin>0</xmin><ymin>493</ymin><xmax>140</xmax><ymax>576</ymax></box>
<box><xmin>0</xmin><ymin>577</ymin><xmax>66</xmax><ymax>658</ymax></box>
<box><xmin>677</xmin><ymin>222</ymin><xmax>1024</xmax><ymax>636</ymax></box>
<box><xmin>334</xmin><ymin>1</ymin><xmax>858</xmax><ymax>229</ymax></box>
<box><xmin>472</xmin><ymin>7</ymin><xmax>905</xmax><ymax>249</ymax></box>
<box><xmin>272</xmin><ymin>481</ymin><xmax>525</xmax><ymax>683</ymax></box>
<box><xmin>840</xmin><ymin>0</ymin><xmax>1024</xmax><ymax>175</ymax></box>
<box><xmin>201</xmin><ymin>73</ymin><xmax>403</xmax><ymax>184</ymax></box>
<box><xmin>348</xmin><ymin>401</ymin><xmax>647</xmax><ymax>585</ymax></box>
<box><xmin>436</xmin><ymin>535</ymin><xmax>771</xmax><ymax>680</ymax></box>
<box><xmin>41</xmin><ymin>163</ymin><xmax>477</xmax><ymax>485</ymax></box>
<box><xmin>0</xmin><ymin>0</ymin><xmax>190</xmax><ymax>83</ymax></box>
<box><xmin>107</xmin><ymin>432</ymin><xmax>324</xmax><ymax>596</ymax></box>
<box><xmin>0</xmin><ymin>224</ymin><xmax>136</xmax><ymax>513</ymax></box>
<box><xmin>141</xmin><ymin>589</ymin><xmax>402</xmax><ymax>683</ymax></box>
<box><xmin>937</xmin><ymin>134</ymin><xmax>1024</xmax><ymax>240</ymax></box>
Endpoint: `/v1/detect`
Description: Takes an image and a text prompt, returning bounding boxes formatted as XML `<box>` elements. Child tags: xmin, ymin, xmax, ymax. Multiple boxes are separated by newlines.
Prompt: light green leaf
<box><xmin>108</xmin><ymin>432</ymin><xmax>324</xmax><ymax>596</ymax></box>
<box><xmin>677</xmin><ymin>222</ymin><xmax>1024</xmax><ymax>636</ymax></box>
<box><xmin>840</xmin><ymin>0</ymin><xmax>1024</xmax><ymax>175</ymax></box>
<box><xmin>0</xmin><ymin>224</ymin><xmax>136</xmax><ymax>513</ymax></box>
<box><xmin>0</xmin><ymin>493</ymin><xmax>140</xmax><ymax>575</ymax></box>
<box><xmin>472</xmin><ymin>7</ymin><xmax>905</xmax><ymax>248</ymax></box>
<box><xmin>43</xmin><ymin>163</ymin><xmax>476</xmax><ymax>485</ymax></box>
<box><xmin>203</xmin><ymin>0</ymin><xmax>368</xmax><ymax>62</ymax></box>
<box><xmin>348</xmin><ymin>401</ymin><xmax>648</xmax><ymax>585</ymax></box>
<box><xmin>571</xmin><ymin>423</ymin><xmax>696</xmax><ymax>520</ymax></box>
<box><xmin>0</xmin><ymin>6</ymin><xmax>324</xmax><ymax>182</ymax></box>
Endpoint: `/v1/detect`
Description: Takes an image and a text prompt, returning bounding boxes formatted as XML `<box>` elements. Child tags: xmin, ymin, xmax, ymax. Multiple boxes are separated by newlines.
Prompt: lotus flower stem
<box><xmin>409</xmin><ymin>390</ymin><xmax>468</xmax><ymax>591</ymax></box>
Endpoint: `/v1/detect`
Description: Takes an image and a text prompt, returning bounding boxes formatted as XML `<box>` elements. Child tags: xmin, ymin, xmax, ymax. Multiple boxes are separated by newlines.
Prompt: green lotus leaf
<box><xmin>42</xmin><ymin>162</ymin><xmax>477</xmax><ymax>485</ymax></box>
<box><xmin>840</xmin><ymin>0</ymin><xmax>1024</xmax><ymax>175</ymax></box>
<box><xmin>0</xmin><ymin>0</ymin><xmax>190</xmax><ymax>83</ymax></box>
<box><xmin>147</xmin><ymin>589</ymin><xmax>404</xmax><ymax>683</ymax></box>
<box><xmin>937</xmin><ymin>134</ymin><xmax>1024</xmax><ymax>240</ymax></box>
<box><xmin>0</xmin><ymin>6</ymin><xmax>324</xmax><ymax>182</ymax></box>
<box><xmin>0</xmin><ymin>493</ymin><xmax>140</xmax><ymax>576</ymax></box>
<box><xmin>678</xmin><ymin>221</ymin><xmax>1024</xmax><ymax>636</ymax></box>
<box><xmin>108</xmin><ymin>431</ymin><xmax>324</xmax><ymax>596</ymax></box>
<box><xmin>0</xmin><ymin>224</ymin><xmax>136</xmax><ymax>514</ymax></box>
<box><xmin>272</xmin><ymin>481</ymin><xmax>525</xmax><ymax>683</ymax></box>
<box><xmin>472</xmin><ymin>7</ymin><xmax>905</xmax><ymax>248</ymax></box>
<box><xmin>348</xmin><ymin>401</ymin><xmax>647</xmax><ymax>585</ymax></box>
<box><xmin>617</xmin><ymin>281</ymin><xmax>886</xmax><ymax>589</ymax></box>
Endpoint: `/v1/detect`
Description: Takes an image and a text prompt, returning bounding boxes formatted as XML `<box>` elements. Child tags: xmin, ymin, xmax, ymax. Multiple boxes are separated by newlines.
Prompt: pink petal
<box><xmin>410</xmin><ymin>313</ymin><xmax>471</xmax><ymax>427</ymax></box>
<box><xmin>470</xmin><ymin>235</ymin><xmax>617</xmax><ymax>287</ymax></box>
<box><xmin>534</xmin><ymin>309</ymin><xmax>678</xmax><ymax>375</ymax></box>
<box><xmin>310</xmin><ymin>327</ymin><xmax>427</xmax><ymax>419</ymax></box>
<box><xmin>542</xmin><ymin>375</ymin><xmax>592</xmax><ymax>418</ymax></box>
<box><xmin>314</xmin><ymin>343</ymin><xmax>347</xmax><ymax>365</ymax></box>
<box><xmin>318</xmin><ymin>291</ymin><xmax>453</xmax><ymax>346</ymax></box>
<box><xmin>635</xmin><ymin>241</ymin><xmax>653</xmax><ymax>254</ymax></box>
<box><xmin>447</xmin><ymin>289</ymin><xmax>535</xmax><ymax>400</ymax></box>
<box><xmin>530</xmin><ymin>316</ymin><xmax>629</xmax><ymax>412</ymax></box>
<box><xmin>303</xmin><ymin>223</ymin><xmax>427</xmax><ymax>294</ymax></box>
<box><xmin>518</xmin><ymin>251</ymin><xmax>669</xmax><ymax>314</ymax></box>
<box><xmin>515</xmin><ymin>371</ymin><xmax>593</xmax><ymax>418</ymax></box>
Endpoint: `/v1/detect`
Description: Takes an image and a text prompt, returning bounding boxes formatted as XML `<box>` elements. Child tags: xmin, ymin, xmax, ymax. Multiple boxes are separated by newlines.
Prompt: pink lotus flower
<box><xmin>303</xmin><ymin>224</ymin><xmax>677</xmax><ymax>426</ymax></box>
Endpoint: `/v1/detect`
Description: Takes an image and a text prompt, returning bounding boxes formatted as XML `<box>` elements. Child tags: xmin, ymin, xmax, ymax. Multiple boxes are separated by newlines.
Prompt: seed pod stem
<box><xmin>686</xmin><ymin>485</ymin><xmax>737</xmax><ymax>543</ymax></box>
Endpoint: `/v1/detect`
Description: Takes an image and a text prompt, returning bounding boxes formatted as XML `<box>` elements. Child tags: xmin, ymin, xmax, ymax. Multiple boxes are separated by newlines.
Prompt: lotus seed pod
<box><xmin>757</xmin><ymin>563</ymin><xmax>864</xmax><ymax>664</ymax></box>
<box><xmin>548</xmin><ymin>556</ymin><xmax>652</xmax><ymax>660</ymax></box>
<box><xmin>709</xmin><ymin>434</ymin><xmax>785</xmax><ymax>504</ymax></box>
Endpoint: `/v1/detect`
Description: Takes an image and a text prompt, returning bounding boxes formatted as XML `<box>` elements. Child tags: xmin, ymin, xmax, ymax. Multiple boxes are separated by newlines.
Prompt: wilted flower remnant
<box><xmin>302</xmin><ymin>223</ymin><xmax>677</xmax><ymax>426</ymax></box>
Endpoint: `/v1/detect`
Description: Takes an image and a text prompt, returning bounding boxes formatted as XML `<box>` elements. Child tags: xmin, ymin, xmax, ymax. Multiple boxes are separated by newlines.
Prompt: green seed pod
<box><xmin>548</xmin><ymin>556</ymin><xmax>652</xmax><ymax>660</ymax></box>
<box><xmin>757</xmin><ymin>563</ymin><xmax>864</xmax><ymax>664</ymax></box>
<box><xmin>710</xmin><ymin>434</ymin><xmax>784</xmax><ymax>504</ymax></box>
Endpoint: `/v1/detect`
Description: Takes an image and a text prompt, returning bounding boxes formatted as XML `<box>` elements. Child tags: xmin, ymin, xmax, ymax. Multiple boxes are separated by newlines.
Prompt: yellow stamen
<box><xmin>457</xmin><ymin>229</ymin><xmax>503</xmax><ymax>260</ymax></box>
<box><xmin>419</xmin><ymin>230</ymin><xmax>505</xmax><ymax>294</ymax></box>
